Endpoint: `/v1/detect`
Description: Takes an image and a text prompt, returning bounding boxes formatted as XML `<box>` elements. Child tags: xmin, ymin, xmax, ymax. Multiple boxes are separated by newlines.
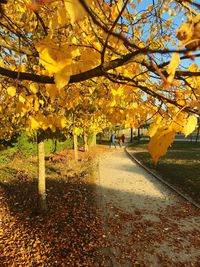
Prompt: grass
<box><xmin>128</xmin><ymin>141</ymin><xmax>200</xmax><ymax>204</ymax></box>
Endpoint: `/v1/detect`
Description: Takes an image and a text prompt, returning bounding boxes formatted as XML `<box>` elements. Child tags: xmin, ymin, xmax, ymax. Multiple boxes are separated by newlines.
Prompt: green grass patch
<box><xmin>129</xmin><ymin>141</ymin><xmax>200</xmax><ymax>204</ymax></box>
<box><xmin>0</xmin><ymin>133</ymin><xmax>74</xmax><ymax>165</ymax></box>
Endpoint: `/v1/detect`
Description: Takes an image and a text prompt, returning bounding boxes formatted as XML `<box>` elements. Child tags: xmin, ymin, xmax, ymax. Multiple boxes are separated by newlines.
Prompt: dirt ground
<box><xmin>96</xmin><ymin>149</ymin><xmax>200</xmax><ymax>266</ymax></box>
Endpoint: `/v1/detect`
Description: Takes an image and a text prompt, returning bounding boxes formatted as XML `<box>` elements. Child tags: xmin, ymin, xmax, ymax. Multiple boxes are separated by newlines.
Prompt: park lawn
<box><xmin>128</xmin><ymin>141</ymin><xmax>200</xmax><ymax>204</ymax></box>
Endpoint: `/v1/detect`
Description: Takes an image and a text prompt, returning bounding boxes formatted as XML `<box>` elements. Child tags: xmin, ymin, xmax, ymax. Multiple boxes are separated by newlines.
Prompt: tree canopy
<box><xmin>0</xmin><ymin>0</ymin><xmax>200</xmax><ymax>162</ymax></box>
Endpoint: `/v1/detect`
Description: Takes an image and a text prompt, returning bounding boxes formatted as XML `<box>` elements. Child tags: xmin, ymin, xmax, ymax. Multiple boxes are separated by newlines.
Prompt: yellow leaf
<box><xmin>54</xmin><ymin>65</ymin><xmax>71</xmax><ymax>89</ymax></box>
<box><xmin>20</xmin><ymin>64</ymin><xmax>26</xmax><ymax>72</ymax></box>
<box><xmin>188</xmin><ymin>64</ymin><xmax>198</xmax><ymax>72</ymax></box>
<box><xmin>35</xmin><ymin>38</ymin><xmax>72</xmax><ymax>74</ymax></box>
<box><xmin>45</xmin><ymin>84</ymin><xmax>58</xmax><ymax>100</ymax></box>
<box><xmin>172</xmin><ymin>112</ymin><xmax>186</xmax><ymax>132</ymax></box>
<box><xmin>0</xmin><ymin>59</ymin><xmax>4</xmax><ymax>67</ymax></box>
<box><xmin>64</xmin><ymin>0</ymin><xmax>87</xmax><ymax>24</ymax></box>
<box><xmin>131</xmin><ymin>102</ymin><xmax>138</xmax><ymax>109</ymax></box>
<box><xmin>29</xmin><ymin>83</ymin><xmax>39</xmax><ymax>94</ymax></box>
<box><xmin>182</xmin><ymin>115</ymin><xmax>197</xmax><ymax>137</ymax></box>
<box><xmin>57</xmin><ymin>5</ymin><xmax>67</xmax><ymax>26</ymax></box>
<box><xmin>49</xmin><ymin>13</ymin><xmax>58</xmax><ymax>32</ymax></box>
<box><xmin>34</xmin><ymin>100</ymin><xmax>40</xmax><ymax>111</ymax></box>
<box><xmin>7</xmin><ymin>86</ymin><xmax>16</xmax><ymax>97</ymax></box>
<box><xmin>148</xmin><ymin>123</ymin><xmax>159</xmax><ymax>137</ymax></box>
<box><xmin>73</xmin><ymin>127</ymin><xmax>82</xmax><ymax>135</ymax></box>
<box><xmin>60</xmin><ymin>117</ymin><xmax>66</xmax><ymax>128</ymax></box>
<box><xmin>166</xmin><ymin>53</ymin><xmax>180</xmax><ymax>83</ymax></box>
<box><xmin>148</xmin><ymin>126</ymin><xmax>175</xmax><ymax>164</ymax></box>
<box><xmin>29</xmin><ymin>116</ymin><xmax>39</xmax><ymax>130</ymax></box>
<box><xmin>55</xmin><ymin>116</ymin><xmax>67</xmax><ymax>129</ymax></box>
<box><xmin>39</xmin><ymin>99</ymin><xmax>44</xmax><ymax>106</ymax></box>
<box><xmin>19</xmin><ymin>95</ymin><xmax>25</xmax><ymax>103</ymax></box>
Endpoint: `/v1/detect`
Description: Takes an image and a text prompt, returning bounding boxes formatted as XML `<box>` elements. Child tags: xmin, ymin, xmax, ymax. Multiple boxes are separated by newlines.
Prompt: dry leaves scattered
<box><xmin>0</xmin><ymin>149</ymin><xmax>110</xmax><ymax>267</ymax></box>
<box><xmin>1</xmin><ymin>147</ymin><xmax>200</xmax><ymax>266</ymax></box>
<box><xmin>103</xmin><ymin>202</ymin><xmax>200</xmax><ymax>266</ymax></box>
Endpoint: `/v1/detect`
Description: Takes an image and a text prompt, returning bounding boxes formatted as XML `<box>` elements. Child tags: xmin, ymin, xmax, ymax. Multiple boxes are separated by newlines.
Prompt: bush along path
<box><xmin>96</xmin><ymin>150</ymin><xmax>200</xmax><ymax>266</ymax></box>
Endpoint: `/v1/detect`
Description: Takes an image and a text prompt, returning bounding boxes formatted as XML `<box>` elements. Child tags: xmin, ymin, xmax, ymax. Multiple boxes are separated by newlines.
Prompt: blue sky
<box><xmin>132</xmin><ymin>0</ymin><xmax>200</xmax><ymax>67</ymax></box>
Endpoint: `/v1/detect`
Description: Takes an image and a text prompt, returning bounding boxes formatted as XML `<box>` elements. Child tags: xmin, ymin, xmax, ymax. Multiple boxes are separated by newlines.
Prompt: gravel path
<box><xmin>96</xmin><ymin>149</ymin><xmax>200</xmax><ymax>266</ymax></box>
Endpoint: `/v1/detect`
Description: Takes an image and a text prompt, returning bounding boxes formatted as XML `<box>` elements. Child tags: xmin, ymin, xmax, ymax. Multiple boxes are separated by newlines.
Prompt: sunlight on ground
<box><xmin>98</xmin><ymin>152</ymin><xmax>177</xmax><ymax>211</ymax></box>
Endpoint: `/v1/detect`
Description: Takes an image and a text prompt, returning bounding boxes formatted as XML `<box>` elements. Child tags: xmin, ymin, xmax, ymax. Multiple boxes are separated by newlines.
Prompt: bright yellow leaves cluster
<box><xmin>166</xmin><ymin>53</ymin><xmax>180</xmax><ymax>84</ymax></box>
<box><xmin>64</xmin><ymin>0</ymin><xmax>87</xmax><ymax>24</ymax></box>
<box><xmin>148</xmin><ymin>113</ymin><xmax>198</xmax><ymax>164</ymax></box>
<box><xmin>28</xmin><ymin>114</ymin><xmax>67</xmax><ymax>133</ymax></box>
<box><xmin>148</xmin><ymin>126</ymin><xmax>176</xmax><ymax>165</ymax></box>
<box><xmin>7</xmin><ymin>86</ymin><xmax>16</xmax><ymax>97</ymax></box>
<box><xmin>36</xmin><ymin>36</ymin><xmax>101</xmax><ymax>89</ymax></box>
<box><xmin>176</xmin><ymin>14</ymin><xmax>200</xmax><ymax>50</ymax></box>
<box><xmin>35</xmin><ymin>39</ymin><xmax>72</xmax><ymax>89</ymax></box>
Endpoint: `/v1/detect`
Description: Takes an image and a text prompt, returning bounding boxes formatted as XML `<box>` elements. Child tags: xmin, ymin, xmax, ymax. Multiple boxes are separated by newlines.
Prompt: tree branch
<box><xmin>0</xmin><ymin>48</ymin><xmax>200</xmax><ymax>85</ymax></box>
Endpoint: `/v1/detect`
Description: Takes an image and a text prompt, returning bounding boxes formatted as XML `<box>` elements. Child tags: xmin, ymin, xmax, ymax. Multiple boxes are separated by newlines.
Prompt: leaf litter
<box><xmin>0</xmin><ymin>148</ymin><xmax>110</xmax><ymax>266</ymax></box>
<box><xmin>1</xmin><ymin>147</ymin><xmax>200</xmax><ymax>266</ymax></box>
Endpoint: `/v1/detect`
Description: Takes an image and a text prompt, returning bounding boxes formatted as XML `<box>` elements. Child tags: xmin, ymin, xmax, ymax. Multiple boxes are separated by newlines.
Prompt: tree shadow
<box><xmin>1</xmin><ymin>176</ymin><xmax>200</xmax><ymax>267</ymax></box>
<box><xmin>1</xmin><ymin>177</ymin><xmax>109</xmax><ymax>266</ymax></box>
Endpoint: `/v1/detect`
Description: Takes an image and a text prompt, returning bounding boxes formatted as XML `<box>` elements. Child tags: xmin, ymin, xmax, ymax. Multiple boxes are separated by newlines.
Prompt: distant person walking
<box><xmin>118</xmin><ymin>136</ymin><xmax>123</xmax><ymax>147</ymax></box>
<box><xmin>121</xmin><ymin>134</ymin><xmax>125</xmax><ymax>145</ymax></box>
<box><xmin>110</xmin><ymin>133</ymin><xmax>117</xmax><ymax>148</ymax></box>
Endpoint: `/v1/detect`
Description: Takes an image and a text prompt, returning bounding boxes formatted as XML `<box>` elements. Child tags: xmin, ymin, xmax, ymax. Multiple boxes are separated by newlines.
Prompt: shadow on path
<box><xmin>1</xmin><ymin>150</ymin><xmax>200</xmax><ymax>267</ymax></box>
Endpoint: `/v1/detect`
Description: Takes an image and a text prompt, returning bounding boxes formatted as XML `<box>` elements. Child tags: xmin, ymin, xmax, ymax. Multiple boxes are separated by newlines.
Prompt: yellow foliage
<box><xmin>176</xmin><ymin>15</ymin><xmax>200</xmax><ymax>50</ymax></box>
<box><xmin>45</xmin><ymin>84</ymin><xmax>58</xmax><ymax>101</ymax></box>
<box><xmin>148</xmin><ymin>123</ymin><xmax>159</xmax><ymax>137</ymax></box>
<box><xmin>36</xmin><ymin>39</ymin><xmax>72</xmax><ymax>74</ymax></box>
<box><xmin>54</xmin><ymin>66</ymin><xmax>71</xmax><ymax>89</ymax></box>
<box><xmin>34</xmin><ymin>99</ymin><xmax>40</xmax><ymax>112</ymax></box>
<box><xmin>148</xmin><ymin>126</ymin><xmax>176</xmax><ymax>164</ymax></box>
<box><xmin>19</xmin><ymin>95</ymin><xmax>25</xmax><ymax>103</ymax></box>
<box><xmin>29</xmin><ymin>116</ymin><xmax>40</xmax><ymax>130</ymax></box>
<box><xmin>57</xmin><ymin>5</ymin><xmax>67</xmax><ymax>27</ymax></box>
<box><xmin>7</xmin><ymin>86</ymin><xmax>16</xmax><ymax>97</ymax></box>
<box><xmin>172</xmin><ymin>113</ymin><xmax>198</xmax><ymax>137</ymax></box>
<box><xmin>189</xmin><ymin>64</ymin><xmax>198</xmax><ymax>72</ymax></box>
<box><xmin>64</xmin><ymin>0</ymin><xmax>87</xmax><ymax>24</ymax></box>
<box><xmin>166</xmin><ymin>53</ymin><xmax>180</xmax><ymax>83</ymax></box>
<box><xmin>182</xmin><ymin>115</ymin><xmax>197</xmax><ymax>137</ymax></box>
<box><xmin>29</xmin><ymin>83</ymin><xmax>39</xmax><ymax>94</ymax></box>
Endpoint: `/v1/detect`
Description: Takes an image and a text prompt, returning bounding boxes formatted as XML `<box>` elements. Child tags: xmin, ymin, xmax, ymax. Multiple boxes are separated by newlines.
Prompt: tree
<box><xmin>0</xmin><ymin>0</ymin><xmax>199</xmax><ymax>164</ymax></box>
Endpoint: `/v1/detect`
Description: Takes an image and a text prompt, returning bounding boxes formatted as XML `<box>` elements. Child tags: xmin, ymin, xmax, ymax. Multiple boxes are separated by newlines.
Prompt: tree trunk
<box><xmin>89</xmin><ymin>133</ymin><xmax>96</xmax><ymax>147</ymax></box>
<box><xmin>138</xmin><ymin>128</ymin><xmax>141</xmax><ymax>143</ymax></box>
<box><xmin>84</xmin><ymin>133</ymin><xmax>89</xmax><ymax>152</ymax></box>
<box><xmin>53</xmin><ymin>139</ymin><xmax>57</xmax><ymax>153</ymax></box>
<box><xmin>130</xmin><ymin>127</ymin><xmax>133</xmax><ymax>143</ymax></box>
<box><xmin>196</xmin><ymin>123</ymin><xmax>200</xmax><ymax>143</ymax></box>
<box><xmin>73</xmin><ymin>134</ymin><xmax>78</xmax><ymax>160</ymax></box>
<box><xmin>37</xmin><ymin>140</ymin><xmax>47</xmax><ymax>212</ymax></box>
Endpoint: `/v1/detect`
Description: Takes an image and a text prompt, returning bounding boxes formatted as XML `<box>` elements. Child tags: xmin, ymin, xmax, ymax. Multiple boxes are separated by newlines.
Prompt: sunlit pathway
<box><xmin>97</xmin><ymin>150</ymin><xmax>200</xmax><ymax>267</ymax></box>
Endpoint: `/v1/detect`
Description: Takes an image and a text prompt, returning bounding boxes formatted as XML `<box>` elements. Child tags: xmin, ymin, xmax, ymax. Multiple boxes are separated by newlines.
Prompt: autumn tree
<box><xmin>0</xmin><ymin>0</ymin><xmax>199</xmax><ymax>166</ymax></box>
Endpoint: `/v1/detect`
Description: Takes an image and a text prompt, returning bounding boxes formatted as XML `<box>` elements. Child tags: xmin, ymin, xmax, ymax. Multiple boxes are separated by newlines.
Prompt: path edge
<box><xmin>125</xmin><ymin>147</ymin><xmax>200</xmax><ymax>209</ymax></box>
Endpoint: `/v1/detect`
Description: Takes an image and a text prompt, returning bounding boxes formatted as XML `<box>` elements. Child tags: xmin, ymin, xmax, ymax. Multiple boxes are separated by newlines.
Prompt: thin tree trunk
<box><xmin>53</xmin><ymin>139</ymin><xmax>57</xmax><ymax>153</ymax></box>
<box><xmin>73</xmin><ymin>134</ymin><xmax>78</xmax><ymax>160</ymax></box>
<box><xmin>89</xmin><ymin>133</ymin><xmax>96</xmax><ymax>147</ymax></box>
<box><xmin>37</xmin><ymin>140</ymin><xmax>47</xmax><ymax>212</ymax></box>
<box><xmin>84</xmin><ymin>133</ymin><xmax>89</xmax><ymax>152</ymax></box>
<box><xmin>196</xmin><ymin>123</ymin><xmax>200</xmax><ymax>143</ymax></box>
<box><xmin>130</xmin><ymin>127</ymin><xmax>133</xmax><ymax>143</ymax></box>
<box><xmin>138</xmin><ymin>128</ymin><xmax>140</xmax><ymax>143</ymax></box>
